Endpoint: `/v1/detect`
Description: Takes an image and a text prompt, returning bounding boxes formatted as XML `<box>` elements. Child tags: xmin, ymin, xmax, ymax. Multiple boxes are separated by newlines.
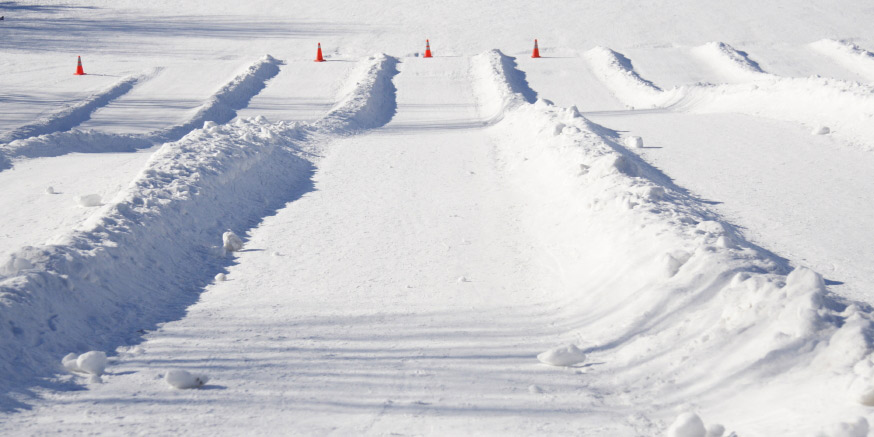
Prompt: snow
<box><xmin>164</xmin><ymin>370</ymin><xmax>209</xmax><ymax>389</ymax></box>
<box><xmin>75</xmin><ymin>194</ymin><xmax>102</xmax><ymax>207</ymax></box>
<box><xmin>1</xmin><ymin>0</ymin><xmax>874</xmax><ymax>435</ymax></box>
<box><xmin>667</xmin><ymin>412</ymin><xmax>706</xmax><ymax>437</ymax></box>
<box><xmin>221</xmin><ymin>231</ymin><xmax>243</xmax><ymax>252</ymax></box>
<box><xmin>537</xmin><ymin>344</ymin><xmax>588</xmax><ymax>367</ymax></box>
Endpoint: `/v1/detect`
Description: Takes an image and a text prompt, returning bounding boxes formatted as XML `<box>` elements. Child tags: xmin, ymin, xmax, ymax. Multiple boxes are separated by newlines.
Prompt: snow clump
<box><xmin>667</xmin><ymin>412</ymin><xmax>707</xmax><ymax>437</ymax></box>
<box><xmin>62</xmin><ymin>351</ymin><xmax>107</xmax><ymax>375</ymax></box>
<box><xmin>165</xmin><ymin>369</ymin><xmax>209</xmax><ymax>389</ymax></box>
<box><xmin>215</xmin><ymin>273</ymin><xmax>227</xmax><ymax>282</ymax></box>
<box><xmin>76</xmin><ymin>194</ymin><xmax>102</xmax><ymax>207</ymax></box>
<box><xmin>222</xmin><ymin>230</ymin><xmax>244</xmax><ymax>252</ymax></box>
<box><xmin>625</xmin><ymin>135</ymin><xmax>644</xmax><ymax>148</ymax></box>
<box><xmin>537</xmin><ymin>344</ymin><xmax>587</xmax><ymax>366</ymax></box>
<box><xmin>45</xmin><ymin>186</ymin><xmax>55</xmax><ymax>194</ymax></box>
<box><xmin>812</xmin><ymin>125</ymin><xmax>831</xmax><ymax>135</ymax></box>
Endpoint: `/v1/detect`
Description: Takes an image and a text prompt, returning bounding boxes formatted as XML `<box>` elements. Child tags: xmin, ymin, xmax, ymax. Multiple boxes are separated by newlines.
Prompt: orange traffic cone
<box><xmin>531</xmin><ymin>40</ymin><xmax>541</xmax><ymax>58</ymax></box>
<box><xmin>424</xmin><ymin>39</ymin><xmax>432</xmax><ymax>58</ymax></box>
<box><xmin>315</xmin><ymin>43</ymin><xmax>325</xmax><ymax>62</ymax></box>
<box><xmin>74</xmin><ymin>56</ymin><xmax>86</xmax><ymax>75</ymax></box>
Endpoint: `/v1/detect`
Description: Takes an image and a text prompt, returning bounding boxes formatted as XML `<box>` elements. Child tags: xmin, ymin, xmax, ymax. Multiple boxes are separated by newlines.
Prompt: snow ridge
<box><xmin>475</xmin><ymin>49</ymin><xmax>874</xmax><ymax>433</ymax></box>
<box><xmin>471</xmin><ymin>50</ymin><xmax>537</xmax><ymax>122</ymax></box>
<box><xmin>312</xmin><ymin>53</ymin><xmax>400</xmax><ymax>133</ymax></box>
<box><xmin>692</xmin><ymin>41</ymin><xmax>769</xmax><ymax>82</ymax></box>
<box><xmin>0</xmin><ymin>73</ymin><xmax>145</xmax><ymax>145</ymax></box>
<box><xmin>586</xmin><ymin>46</ymin><xmax>874</xmax><ymax>151</ymax></box>
<box><xmin>583</xmin><ymin>46</ymin><xmax>679</xmax><ymax>109</ymax></box>
<box><xmin>0</xmin><ymin>54</ymin><xmax>397</xmax><ymax>409</ymax></box>
<box><xmin>810</xmin><ymin>39</ymin><xmax>874</xmax><ymax>82</ymax></box>
<box><xmin>0</xmin><ymin>56</ymin><xmax>282</xmax><ymax>167</ymax></box>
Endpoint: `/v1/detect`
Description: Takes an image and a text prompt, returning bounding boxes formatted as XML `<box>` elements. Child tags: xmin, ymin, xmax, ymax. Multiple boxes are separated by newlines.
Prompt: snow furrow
<box><xmin>0</xmin><ymin>56</ymin><xmax>282</xmax><ymax>168</ymax></box>
<box><xmin>0</xmin><ymin>54</ymin><xmax>396</xmax><ymax>408</ymax></box>
<box><xmin>474</xmin><ymin>49</ymin><xmax>874</xmax><ymax>434</ymax></box>
<box><xmin>586</xmin><ymin>46</ymin><xmax>874</xmax><ymax>151</ymax></box>
<box><xmin>810</xmin><ymin>39</ymin><xmax>874</xmax><ymax>82</ymax></box>
<box><xmin>0</xmin><ymin>74</ymin><xmax>145</xmax><ymax>145</ymax></box>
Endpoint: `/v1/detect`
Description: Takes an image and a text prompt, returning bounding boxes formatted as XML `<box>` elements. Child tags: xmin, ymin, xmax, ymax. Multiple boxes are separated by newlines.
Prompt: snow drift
<box><xmin>474</xmin><ymin>49</ymin><xmax>874</xmax><ymax>434</ymax></box>
<box><xmin>0</xmin><ymin>54</ymin><xmax>397</xmax><ymax>408</ymax></box>
<box><xmin>810</xmin><ymin>39</ymin><xmax>874</xmax><ymax>82</ymax></box>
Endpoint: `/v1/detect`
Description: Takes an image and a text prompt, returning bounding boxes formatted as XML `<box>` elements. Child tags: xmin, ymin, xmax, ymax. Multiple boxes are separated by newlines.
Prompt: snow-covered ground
<box><xmin>2</xmin><ymin>1</ymin><xmax>874</xmax><ymax>435</ymax></box>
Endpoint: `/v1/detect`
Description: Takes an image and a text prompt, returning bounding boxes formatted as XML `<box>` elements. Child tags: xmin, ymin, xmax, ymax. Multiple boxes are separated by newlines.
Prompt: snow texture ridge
<box><xmin>0</xmin><ymin>56</ymin><xmax>282</xmax><ymax>168</ymax></box>
<box><xmin>0</xmin><ymin>54</ymin><xmax>397</xmax><ymax>409</ymax></box>
<box><xmin>474</xmin><ymin>48</ymin><xmax>874</xmax><ymax>433</ymax></box>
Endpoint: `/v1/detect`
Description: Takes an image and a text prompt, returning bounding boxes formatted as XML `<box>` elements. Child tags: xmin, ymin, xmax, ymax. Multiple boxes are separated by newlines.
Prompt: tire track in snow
<box><xmin>0</xmin><ymin>56</ymin><xmax>282</xmax><ymax>171</ymax></box>
<box><xmin>0</xmin><ymin>54</ymin><xmax>399</xmax><ymax>410</ymax></box>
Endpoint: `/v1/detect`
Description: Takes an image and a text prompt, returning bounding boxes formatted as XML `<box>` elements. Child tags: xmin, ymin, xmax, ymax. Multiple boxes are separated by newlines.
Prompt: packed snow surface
<box><xmin>1</xmin><ymin>1</ymin><xmax>874</xmax><ymax>436</ymax></box>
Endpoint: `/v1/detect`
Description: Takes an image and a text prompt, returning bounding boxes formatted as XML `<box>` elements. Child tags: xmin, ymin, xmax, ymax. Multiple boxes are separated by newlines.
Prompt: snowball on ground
<box><xmin>625</xmin><ymin>135</ymin><xmax>644</xmax><ymax>148</ymax></box>
<box><xmin>76</xmin><ymin>351</ymin><xmax>107</xmax><ymax>376</ymax></box>
<box><xmin>45</xmin><ymin>186</ymin><xmax>55</xmax><ymax>194</ymax></box>
<box><xmin>215</xmin><ymin>273</ymin><xmax>227</xmax><ymax>281</ymax></box>
<box><xmin>62</xmin><ymin>353</ymin><xmax>80</xmax><ymax>373</ymax></box>
<box><xmin>667</xmin><ymin>412</ymin><xmax>706</xmax><ymax>437</ymax></box>
<box><xmin>76</xmin><ymin>194</ymin><xmax>102</xmax><ymax>207</ymax></box>
<box><xmin>222</xmin><ymin>230</ymin><xmax>244</xmax><ymax>252</ymax></box>
<box><xmin>537</xmin><ymin>344</ymin><xmax>587</xmax><ymax>366</ymax></box>
<box><xmin>165</xmin><ymin>369</ymin><xmax>209</xmax><ymax>389</ymax></box>
<box><xmin>812</xmin><ymin>125</ymin><xmax>830</xmax><ymax>135</ymax></box>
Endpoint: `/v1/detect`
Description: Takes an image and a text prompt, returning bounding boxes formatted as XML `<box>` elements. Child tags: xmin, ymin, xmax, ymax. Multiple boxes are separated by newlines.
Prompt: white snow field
<box><xmin>2</xmin><ymin>1</ymin><xmax>874</xmax><ymax>435</ymax></box>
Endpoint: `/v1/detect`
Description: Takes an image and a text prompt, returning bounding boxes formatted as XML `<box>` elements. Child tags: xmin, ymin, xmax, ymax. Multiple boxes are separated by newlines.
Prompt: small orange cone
<box><xmin>74</xmin><ymin>56</ymin><xmax>86</xmax><ymax>75</ymax></box>
<box><xmin>424</xmin><ymin>39</ymin><xmax>432</xmax><ymax>58</ymax></box>
<box><xmin>315</xmin><ymin>43</ymin><xmax>325</xmax><ymax>62</ymax></box>
<box><xmin>531</xmin><ymin>40</ymin><xmax>541</xmax><ymax>58</ymax></box>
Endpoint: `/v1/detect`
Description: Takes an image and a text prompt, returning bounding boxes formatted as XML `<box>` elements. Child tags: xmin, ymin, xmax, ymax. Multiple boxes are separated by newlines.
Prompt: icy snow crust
<box><xmin>0</xmin><ymin>53</ymin><xmax>398</xmax><ymax>406</ymax></box>
<box><xmin>474</xmin><ymin>49</ymin><xmax>874</xmax><ymax>434</ymax></box>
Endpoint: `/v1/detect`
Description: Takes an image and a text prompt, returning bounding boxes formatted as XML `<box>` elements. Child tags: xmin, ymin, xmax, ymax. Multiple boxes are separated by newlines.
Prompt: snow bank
<box><xmin>0</xmin><ymin>74</ymin><xmax>144</xmax><ymax>145</ymax></box>
<box><xmin>584</xmin><ymin>46</ymin><xmax>680</xmax><ymax>109</ymax></box>
<box><xmin>471</xmin><ymin>50</ymin><xmax>537</xmax><ymax>121</ymax></box>
<box><xmin>586</xmin><ymin>46</ymin><xmax>874</xmax><ymax>151</ymax></box>
<box><xmin>810</xmin><ymin>39</ymin><xmax>874</xmax><ymax>82</ymax></box>
<box><xmin>692</xmin><ymin>41</ymin><xmax>769</xmax><ymax>82</ymax></box>
<box><xmin>0</xmin><ymin>56</ymin><xmax>282</xmax><ymax>166</ymax></box>
<box><xmin>313</xmin><ymin>54</ymin><xmax>399</xmax><ymax>133</ymax></box>
<box><xmin>475</xmin><ymin>48</ymin><xmax>874</xmax><ymax>434</ymax></box>
<box><xmin>0</xmin><ymin>54</ymin><xmax>397</xmax><ymax>406</ymax></box>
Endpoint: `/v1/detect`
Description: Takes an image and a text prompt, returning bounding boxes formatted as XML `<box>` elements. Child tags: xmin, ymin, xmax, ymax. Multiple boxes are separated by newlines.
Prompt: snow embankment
<box><xmin>586</xmin><ymin>45</ymin><xmax>874</xmax><ymax>151</ymax></box>
<box><xmin>691</xmin><ymin>41</ymin><xmax>769</xmax><ymax>83</ymax></box>
<box><xmin>0</xmin><ymin>54</ymin><xmax>396</xmax><ymax>407</ymax></box>
<box><xmin>583</xmin><ymin>46</ymin><xmax>681</xmax><ymax>109</ymax></box>
<box><xmin>312</xmin><ymin>54</ymin><xmax>400</xmax><ymax>133</ymax></box>
<box><xmin>810</xmin><ymin>39</ymin><xmax>874</xmax><ymax>82</ymax></box>
<box><xmin>0</xmin><ymin>56</ymin><xmax>282</xmax><ymax>166</ymax></box>
<box><xmin>474</xmin><ymin>49</ymin><xmax>874</xmax><ymax>434</ymax></box>
<box><xmin>0</xmin><ymin>74</ymin><xmax>145</xmax><ymax>145</ymax></box>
